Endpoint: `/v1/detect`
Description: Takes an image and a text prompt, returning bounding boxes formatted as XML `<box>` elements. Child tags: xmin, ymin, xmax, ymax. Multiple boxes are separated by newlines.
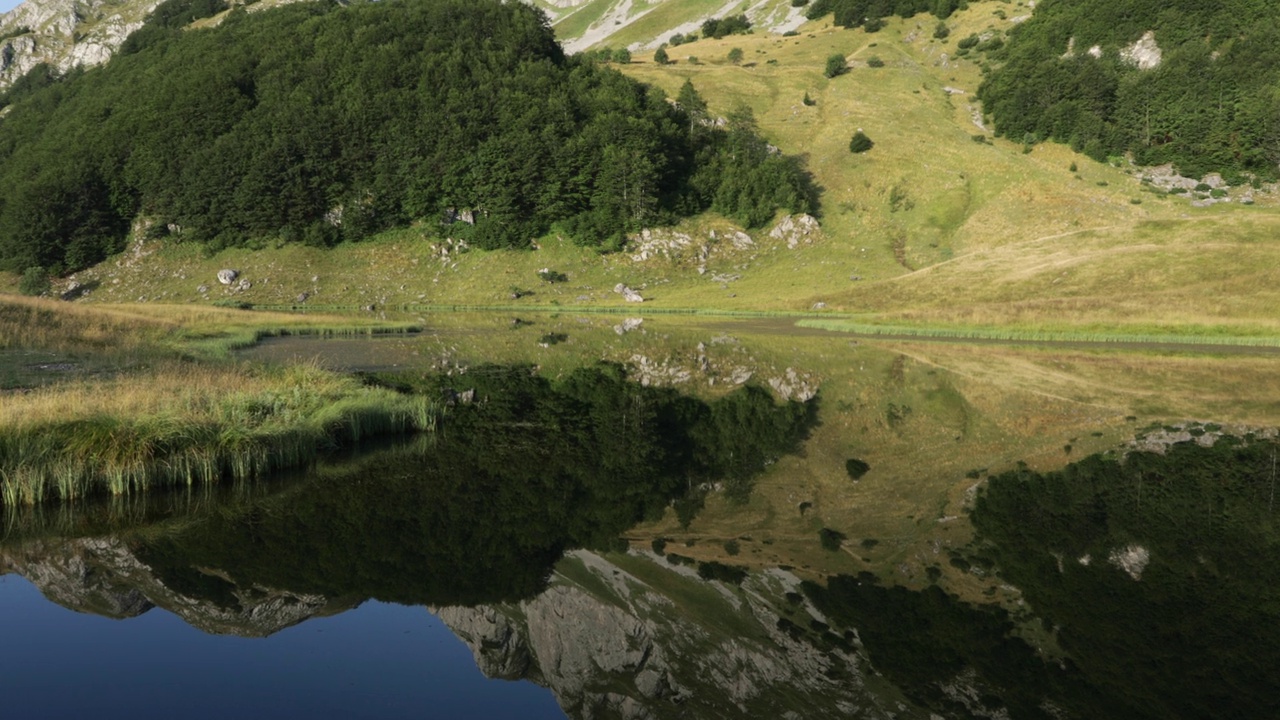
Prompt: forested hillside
<box><xmin>978</xmin><ymin>0</ymin><xmax>1280</xmax><ymax>179</ymax></box>
<box><xmin>0</xmin><ymin>0</ymin><xmax>814</xmax><ymax>274</ymax></box>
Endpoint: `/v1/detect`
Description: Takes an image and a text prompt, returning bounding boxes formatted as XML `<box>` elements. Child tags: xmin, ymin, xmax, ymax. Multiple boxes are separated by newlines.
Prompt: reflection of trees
<box><xmin>135</xmin><ymin>364</ymin><xmax>817</xmax><ymax>608</ymax></box>
<box><xmin>812</xmin><ymin>438</ymin><xmax>1280</xmax><ymax>719</ymax></box>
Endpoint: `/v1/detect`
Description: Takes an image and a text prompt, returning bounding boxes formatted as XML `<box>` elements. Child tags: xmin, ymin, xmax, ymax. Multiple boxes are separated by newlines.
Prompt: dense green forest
<box><xmin>0</xmin><ymin>0</ymin><xmax>816</xmax><ymax>274</ymax></box>
<box><xmin>978</xmin><ymin>0</ymin><xmax>1280</xmax><ymax>178</ymax></box>
<box><xmin>805</xmin><ymin>0</ymin><xmax>963</xmax><ymax>29</ymax></box>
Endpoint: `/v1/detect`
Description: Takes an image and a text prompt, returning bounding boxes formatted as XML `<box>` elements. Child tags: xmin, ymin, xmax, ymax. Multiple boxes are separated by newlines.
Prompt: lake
<box><xmin>3</xmin><ymin>313</ymin><xmax>1279</xmax><ymax>719</ymax></box>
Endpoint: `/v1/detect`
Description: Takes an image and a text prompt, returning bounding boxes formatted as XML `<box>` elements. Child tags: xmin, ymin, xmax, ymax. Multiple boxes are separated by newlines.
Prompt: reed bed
<box><xmin>0</xmin><ymin>362</ymin><xmax>439</xmax><ymax>505</ymax></box>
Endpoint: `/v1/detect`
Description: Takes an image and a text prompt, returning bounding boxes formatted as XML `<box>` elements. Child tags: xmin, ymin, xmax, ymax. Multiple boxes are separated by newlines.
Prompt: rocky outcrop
<box><xmin>0</xmin><ymin>0</ymin><xmax>166</xmax><ymax>87</ymax></box>
<box><xmin>436</xmin><ymin>550</ymin><xmax>909</xmax><ymax>720</ymax></box>
<box><xmin>768</xmin><ymin>213</ymin><xmax>820</xmax><ymax>250</ymax></box>
<box><xmin>1121</xmin><ymin>30</ymin><xmax>1162</xmax><ymax>70</ymax></box>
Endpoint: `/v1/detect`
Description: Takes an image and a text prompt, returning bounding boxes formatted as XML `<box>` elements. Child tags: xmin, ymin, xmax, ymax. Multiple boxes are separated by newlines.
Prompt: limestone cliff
<box><xmin>0</xmin><ymin>0</ymin><xmax>161</xmax><ymax>87</ymax></box>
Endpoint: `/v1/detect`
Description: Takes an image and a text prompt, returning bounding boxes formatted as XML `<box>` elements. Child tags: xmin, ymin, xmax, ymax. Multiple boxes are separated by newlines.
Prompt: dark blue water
<box><xmin>0</xmin><ymin>574</ymin><xmax>563</xmax><ymax>720</ymax></box>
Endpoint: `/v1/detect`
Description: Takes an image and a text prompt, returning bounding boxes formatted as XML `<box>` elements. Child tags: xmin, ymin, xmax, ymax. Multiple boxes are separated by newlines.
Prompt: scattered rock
<box><xmin>217</xmin><ymin>269</ymin><xmax>239</xmax><ymax>285</ymax></box>
<box><xmin>295</xmin><ymin>292</ymin><xmax>309</xmax><ymax>304</ymax></box>
<box><xmin>197</xmin><ymin>285</ymin><xmax>209</xmax><ymax>294</ymax></box>
<box><xmin>613</xmin><ymin>318</ymin><xmax>644</xmax><ymax>335</ymax></box>
<box><xmin>613</xmin><ymin>284</ymin><xmax>645</xmax><ymax>303</ymax></box>
<box><xmin>811</xmin><ymin>302</ymin><xmax>826</xmax><ymax>310</ymax></box>
<box><xmin>729</xmin><ymin>231</ymin><xmax>754</xmax><ymax>250</ymax></box>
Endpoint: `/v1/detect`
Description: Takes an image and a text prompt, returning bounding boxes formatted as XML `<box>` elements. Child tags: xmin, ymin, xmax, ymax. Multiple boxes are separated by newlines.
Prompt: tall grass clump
<box><xmin>0</xmin><ymin>362</ymin><xmax>440</xmax><ymax>505</ymax></box>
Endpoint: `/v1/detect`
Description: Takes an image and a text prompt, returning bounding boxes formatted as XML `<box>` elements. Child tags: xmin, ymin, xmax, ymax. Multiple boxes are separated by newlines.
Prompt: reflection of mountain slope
<box><xmin>0</xmin><ymin>537</ymin><xmax>353</xmax><ymax>636</ymax></box>
<box><xmin>438</xmin><ymin>550</ymin><xmax>922</xmax><ymax>720</ymax></box>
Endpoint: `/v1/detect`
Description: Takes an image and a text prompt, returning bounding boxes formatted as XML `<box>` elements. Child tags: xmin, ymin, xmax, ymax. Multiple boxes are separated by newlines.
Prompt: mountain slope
<box><xmin>0</xmin><ymin>0</ymin><xmax>807</xmax><ymax>89</ymax></box>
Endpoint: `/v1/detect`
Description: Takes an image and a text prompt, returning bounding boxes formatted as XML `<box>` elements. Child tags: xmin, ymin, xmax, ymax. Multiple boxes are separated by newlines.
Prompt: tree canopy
<box><xmin>0</xmin><ymin>0</ymin><xmax>816</xmax><ymax>273</ymax></box>
<box><xmin>977</xmin><ymin>0</ymin><xmax>1280</xmax><ymax>178</ymax></box>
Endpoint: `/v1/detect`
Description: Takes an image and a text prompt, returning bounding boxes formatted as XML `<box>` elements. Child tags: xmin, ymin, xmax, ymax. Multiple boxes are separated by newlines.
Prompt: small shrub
<box><xmin>1210</xmin><ymin>188</ymin><xmax>1228</xmax><ymax>198</ymax></box>
<box><xmin>654</xmin><ymin>45</ymin><xmax>670</xmax><ymax>65</ymax></box>
<box><xmin>727</xmin><ymin>47</ymin><xmax>744</xmax><ymax>64</ymax></box>
<box><xmin>537</xmin><ymin>268</ymin><xmax>568</xmax><ymax>283</ymax></box>
<box><xmin>697</xmin><ymin>560</ymin><xmax>747</xmax><ymax>584</ymax></box>
<box><xmin>860</xmin><ymin>538</ymin><xmax>879</xmax><ymax>549</ymax></box>
<box><xmin>845</xmin><ymin>458</ymin><xmax>871</xmax><ymax>479</ymax></box>
<box><xmin>866</xmin><ymin>55</ymin><xmax>884</xmax><ymax>68</ymax></box>
<box><xmin>863</xmin><ymin>17</ymin><xmax>884</xmax><ymax>32</ymax></box>
<box><xmin>651</xmin><ymin>538</ymin><xmax>668</xmax><ymax>554</ymax></box>
<box><xmin>1195</xmin><ymin>182</ymin><xmax>1212</xmax><ymax>192</ymax></box>
<box><xmin>933</xmin><ymin>21</ymin><xmax>950</xmax><ymax>39</ymax></box>
<box><xmin>819</xmin><ymin>528</ymin><xmax>847</xmax><ymax>551</ymax></box>
<box><xmin>848</xmin><ymin>130</ymin><xmax>874</xmax><ymax>153</ymax></box>
<box><xmin>724</xmin><ymin>539</ymin><xmax>741</xmax><ymax>555</ymax></box>
<box><xmin>686</xmin><ymin>55</ymin><xmax>699</xmax><ymax>65</ymax></box>
<box><xmin>823</xmin><ymin>53</ymin><xmax>847</xmax><ymax>78</ymax></box>
<box><xmin>802</xmin><ymin>91</ymin><xmax>815</xmax><ymax>106</ymax></box>
<box><xmin>791</xmin><ymin>0</ymin><xmax>808</xmax><ymax>5</ymax></box>
<box><xmin>612</xmin><ymin>47</ymin><xmax>631</xmax><ymax>64</ymax></box>
<box><xmin>957</xmin><ymin>34</ymin><xmax>979</xmax><ymax>50</ymax></box>
<box><xmin>538</xmin><ymin>332</ymin><xmax>568</xmax><ymax>346</ymax></box>
<box><xmin>1069</xmin><ymin>162</ymin><xmax>1078</xmax><ymax>172</ymax></box>
<box><xmin>19</xmin><ymin>266</ymin><xmax>51</xmax><ymax>296</ymax></box>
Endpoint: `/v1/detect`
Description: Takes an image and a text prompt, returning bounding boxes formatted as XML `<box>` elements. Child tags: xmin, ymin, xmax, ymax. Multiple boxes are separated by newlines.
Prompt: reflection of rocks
<box><xmin>437</xmin><ymin>551</ymin><xmax>905</xmax><ymax>720</ymax></box>
<box><xmin>1127</xmin><ymin>423</ymin><xmax>1277</xmax><ymax>455</ymax></box>
<box><xmin>627</xmin><ymin>348</ymin><xmax>817</xmax><ymax>401</ymax></box>
<box><xmin>0</xmin><ymin>537</ymin><xmax>351</xmax><ymax>637</ymax></box>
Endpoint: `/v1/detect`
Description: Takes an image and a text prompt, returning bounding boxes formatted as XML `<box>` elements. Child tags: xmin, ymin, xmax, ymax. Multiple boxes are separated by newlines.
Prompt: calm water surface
<box><xmin>4</xmin><ymin>316</ymin><xmax>1279</xmax><ymax>719</ymax></box>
